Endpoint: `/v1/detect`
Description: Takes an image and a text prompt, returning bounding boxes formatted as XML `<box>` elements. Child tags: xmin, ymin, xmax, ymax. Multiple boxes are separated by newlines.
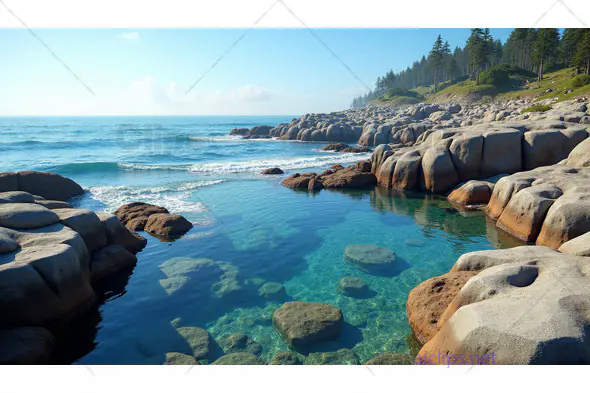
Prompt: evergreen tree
<box><xmin>533</xmin><ymin>28</ymin><xmax>560</xmax><ymax>81</ymax></box>
<box><xmin>466</xmin><ymin>28</ymin><xmax>487</xmax><ymax>84</ymax></box>
<box><xmin>429</xmin><ymin>35</ymin><xmax>450</xmax><ymax>92</ymax></box>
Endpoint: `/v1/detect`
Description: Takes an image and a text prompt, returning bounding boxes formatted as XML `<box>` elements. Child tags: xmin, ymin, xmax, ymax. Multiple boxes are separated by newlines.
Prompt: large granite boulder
<box><xmin>53</xmin><ymin>208</ymin><xmax>108</xmax><ymax>253</ymax></box>
<box><xmin>406</xmin><ymin>271</ymin><xmax>478</xmax><ymax>345</ymax></box>
<box><xmin>13</xmin><ymin>171</ymin><xmax>84</xmax><ymax>201</ymax></box>
<box><xmin>0</xmin><ymin>172</ymin><xmax>19</xmax><ymax>192</ymax></box>
<box><xmin>280</xmin><ymin>173</ymin><xmax>318</xmax><ymax>190</ymax></box>
<box><xmin>421</xmin><ymin>247</ymin><xmax>590</xmax><ymax>364</ymax></box>
<box><xmin>272</xmin><ymin>302</ymin><xmax>343</xmax><ymax>348</ymax></box>
<box><xmin>566</xmin><ymin>137</ymin><xmax>590</xmax><ymax>168</ymax></box>
<box><xmin>344</xmin><ymin>244</ymin><xmax>397</xmax><ymax>274</ymax></box>
<box><xmin>113</xmin><ymin>202</ymin><xmax>169</xmax><ymax>231</ymax></box>
<box><xmin>447</xmin><ymin>180</ymin><xmax>494</xmax><ymax>209</ymax></box>
<box><xmin>97</xmin><ymin>213</ymin><xmax>147</xmax><ymax>254</ymax></box>
<box><xmin>558</xmin><ymin>232</ymin><xmax>590</xmax><ymax>256</ymax></box>
<box><xmin>421</xmin><ymin>145</ymin><xmax>459</xmax><ymax>193</ymax></box>
<box><xmin>90</xmin><ymin>244</ymin><xmax>138</xmax><ymax>281</ymax></box>
<box><xmin>0</xmin><ymin>327</ymin><xmax>54</xmax><ymax>365</ymax></box>
<box><xmin>0</xmin><ymin>191</ymin><xmax>36</xmax><ymax>204</ymax></box>
<box><xmin>0</xmin><ymin>203</ymin><xmax>59</xmax><ymax>229</ymax></box>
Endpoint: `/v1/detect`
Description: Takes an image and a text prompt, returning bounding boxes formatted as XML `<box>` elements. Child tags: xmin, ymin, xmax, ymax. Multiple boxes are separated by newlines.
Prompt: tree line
<box><xmin>351</xmin><ymin>28</ymin><xmax>590</xmax><ymax>108</ymax></box>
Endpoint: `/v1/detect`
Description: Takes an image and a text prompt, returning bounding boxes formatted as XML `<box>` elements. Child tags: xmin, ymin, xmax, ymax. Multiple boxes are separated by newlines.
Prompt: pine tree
<box><xmin>533</xmin><ymin>28</ymin><xmax>560</xmax><ymax>81</ymax></box>
<box><xmin>573</xmin><ymin>30</ymin><xmax>590</xmax><ymax>75</ymax></box>
<box><xmin>466</xmin><ymin>28</ymin><xmax>487</xmax><ymax>84</ymax></box>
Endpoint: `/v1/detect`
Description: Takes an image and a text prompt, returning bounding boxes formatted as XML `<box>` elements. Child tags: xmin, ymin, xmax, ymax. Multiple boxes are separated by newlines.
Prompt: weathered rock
<box><xmin>176</xmin><ymin>327</ymin><xmax>214</xmax><ymax>360</ymax></box>
<box><xmin>15</xmin><ymin>171</ymin><xmax>84</xmax><ymax>201</ymax></box>
<box><xmin>273</xmin><ymin>302</ymin><xmax>343</xmax><ymax>348</ymax></box>
<box><xmin>480</xmin><ymin>130</ymin><xmax>523</xmax><ymax>177</ymax></box>
<box><xmin>280</xmin><ymin>173</ymin><xmax>318</xmax><ymax>189</ymax></box>
<box><xmin>448</xmin><ymin>135</ymin><xmax>483</xmax><ymax>181</ymax></box>
<box><xmin>212</xmin><ymin>352</ymin><xmax>265</xmax><ymax>365</ymax></box>
<box><xmin>318</xmin><ymin>166</ymin><xmax>377</xmax><ymax>189</ymax></box>
<box><xmin>304</xmin><ymin>349</ymin><xmax>359</xmax><ymax>365</ymax></box>
<box><xmin>567</xmin><ymin>137</ymin><xmax>590</xmax><ymax>168</ymax></box>
<box><xmin>344</xmin><ymin>244</ymin><xmax>397</xmax><ymax>274</ymax></box>
<box><xmin>53</xmin><ymin>208</ymin><xmax>108</xmax><ymax>253</ymax></box>
<box><xmin>260</xmin><ymin>167</ymin><xmax>284</xmax><ymax>175</ymax></box>
<box><xmin>0</xmin><ymin>203</ymin><xmax>59</xmax><ymax>229</ymax></box>
<box><xmin>113</xmin><ymin>202</ymin><xmax>169</xmax><ymax>230</ymax></box>
<box><xmin>0</xmin><ymin>172</ymin><xmax>19</xmax><ymax>193</ymax></box>
<box><xmin>221</xmin><ymin>333</ymin><xmax>262</xmax><ymax>356</ymax></box>
<box><xmin>144</xmin><ymin>213</ymin><xmax>193</xmax><ymax>238</ymax></box>
<box><xmin>0</xmin><ymin>191</ymin><xmax>36</xmax><ymax>204</ymax></box>
<box><xmin>34</xmin><ymin>200</ymin><xmax>73</xmax><ymax>210</ymax></box>
<box><xmin>421</xmin><ymin>248</ymin><xmax>590</xmax><ymax>364</ymax></box>
<box><xmin>229</xmin><ymin>128</ymin><xmax>249</xmax><ymax>136</ymax></box>
<box><xmin>258</xmin><ymin>282</ymin><xmax>287</xmax><ymax>300</ymax></box>
<box><xmin>90</xmin><ymin>244</ymin><xmax>138</xmax><ymax>281</ymax></box>
<box><xmin>406</xmin><ymin>271</ymin><xmax>478</xmax><ymax>345</ymax></box>
<box><xmin>558</xmin><ymin>231</ymin><xmax>590</xmax><ymax>256</ymax></box>
<box><xmin>269</xmin><ymin>352</ymin><xmax>302</xmax><ymax>365</ymax></box>
<box><xmin>97</xmin><ymin>213</ymin><xmax>146</xmax><ymax>254</ymax></box>
<box><xmin>0</xmin><ymin>327</ymin><xmax>54</xmax><ymax>365</ymax></box>
<box><xmin>337</xmin><ymin>276</ymin><xmax>369</xmax><ymax>297</ymax></box>
<box><xmin>421</xmin><ymin>146</ymin><xmax>459</xmax><ymax>193</ymax></box>
<box><xmin>447</xmin><ymin>181</ymin><xmax>493</xmax><ymax>209</ymax></box>
<box><xmin>163</xmin><ymin>352</ymin><xmax>199</xmax><ymax>365</ymax></box>
<box><xmin>321</xmin><ymin>143</ymin><xmax>370</xmax><ymax>153</ymax></box>
<box><xmin>364</xmin><ymin>353</ymin><xmax>415</xmax><ymax>365</ymax></box>
<box><xmin>0</xmin><ymin>231</ymin><xmax>19</xmax><ymax>254</ymax></box>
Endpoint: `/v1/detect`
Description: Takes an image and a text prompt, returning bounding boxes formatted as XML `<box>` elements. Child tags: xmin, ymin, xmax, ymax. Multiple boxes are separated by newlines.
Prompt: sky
<box><xmin>0</xmin><ymin>28</ymin><xmax>514</xmax><ymax>116</ymax></box>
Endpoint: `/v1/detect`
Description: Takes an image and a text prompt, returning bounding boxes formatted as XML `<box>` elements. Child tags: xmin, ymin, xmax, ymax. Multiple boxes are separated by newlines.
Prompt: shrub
<box><xmin>523</xmin><ymin>104</ymin><xmax>552</xmax><ymax>113</ymax></box>
<box><xmin>568</xmin><ymin>74</ymin><xmax>590</xmax><ymax>89</ymax></box>
<box><xmin>480</xmin><ymin>64</ymin><xmax>536</xmax><ymax>87</ymax></box>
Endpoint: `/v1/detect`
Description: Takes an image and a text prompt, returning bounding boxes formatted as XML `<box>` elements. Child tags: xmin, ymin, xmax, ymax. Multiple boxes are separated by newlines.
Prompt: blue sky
<box><xmin>0</xmin><ymin>28</ymin><xmax>513</xmax><ymax>116</ymax></box>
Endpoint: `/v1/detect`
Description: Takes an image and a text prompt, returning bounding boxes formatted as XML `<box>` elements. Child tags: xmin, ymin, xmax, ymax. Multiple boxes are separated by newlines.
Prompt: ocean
<box><xmin>0</xmin><ymin>115</ymin><xmax>513</xmax><ymax>364</ymax></box>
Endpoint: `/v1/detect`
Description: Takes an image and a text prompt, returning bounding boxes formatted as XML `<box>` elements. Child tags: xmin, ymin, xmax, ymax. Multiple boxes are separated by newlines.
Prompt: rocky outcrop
<box><xmin>0</xmin><ymin>171</ymin><xmax>84</xmax><ymax>201</ymax></box>
<box><xmin>260</xmin><ymin>167</ymin><xmax>284</xmax><ymax>175</ymax></box>
<box><xmin>0</xmin><ymin>173</ymin><xmax>147</xmax><ymax>364</ymax></box>
<box><xmin>447</xmin><ymin>180</ymin><xmax>495</xmax><ymax>209</ymax></box>
<box><xmin>321</xmin><ymin>143</ymin><xmax>370</xmax><ymax>153</ymax></box>
<box><xmin>113</xmin><ymin>202</ymin><xmax>192</xmax><ymax>239</ymax></box>
<box><xmin>144</xmin><ymin>213</ymin><xmax>193</xmax><ymax>238</ymax></box>
<box><xmin>417</xmin><ymin>247</ymin><xmax>590</xmax><ymax>364</ymax></box>
<box><xmin>281</xmin><ymin>162</ymin><xmax>376</xmax><ymax>192</ymax></box>
<box><xmin>113</xmin><ymin>202</ymin><xmax>169</xmax><ymax>231</ymax></box>
<box><xmin>272</xmin><ymin>302</ymin><xmax>343</xmax><ymax>349</ymax></box>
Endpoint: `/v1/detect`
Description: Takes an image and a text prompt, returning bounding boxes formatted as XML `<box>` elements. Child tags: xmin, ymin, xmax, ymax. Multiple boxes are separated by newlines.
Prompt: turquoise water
<box><xmin>0</xmin><ymin>116</ymin><xmax>515</xmax><ymax>364</ymax></box>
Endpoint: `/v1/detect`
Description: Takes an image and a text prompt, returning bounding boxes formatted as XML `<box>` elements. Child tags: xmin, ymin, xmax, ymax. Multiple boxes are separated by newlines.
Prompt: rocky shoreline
<box><xmin>236</xmin><ymin>94</ymin><xmax>590</xmax><ymax>364</ymax></box>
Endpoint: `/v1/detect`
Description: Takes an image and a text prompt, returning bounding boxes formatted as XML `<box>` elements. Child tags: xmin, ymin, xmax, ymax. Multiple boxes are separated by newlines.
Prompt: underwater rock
<box><xmin>0</xmin><ymin>327</ymin><xmax>54</xmax><ymax>365</ymax></box>
<box><xmin>344</xmin><ymin>244</ymin><xmax>397</xmax><ymax>274</ymax></box>
<box><xmin>221</xmin><ymin>333</ymin><xmax>262</xmax><ymax>356</ymax></box>
<box><xmin>211</xmin><ymin>262</ymin><xmax>247</xmax><ymax>300</ymax></box>
<box><xmin>212</xmin><ymin>352</ymin><xmax>265</xmax><ymax>365</ymax></box>
<box><xmin>176</xmin><ymin>327</ymin><xmax>215</xmax><ymax>361</ymax></box>
<box><xmin>260</xmin><ymin>167</ymin><xmax>284</xmax><ymax>175</ymax></box>
<box><xmin>258</xmin><ymin>282</ymin><xmax>287</xmax><ymax>300</ymax></box>
<box><xmin>304</xmin><ymin>349</ymin><xmax>359</xmax><ymax>365</ymax></box>
<box><xmin>144</xmin><ymin>213</ymin><xmax>193</xmax><ymax>238</ymax></box>
<box><xmin>269</xmin><ymin>352</ymin><xmax>302</xmax><ymax>365</ymax></box>
<box><xmin>337</xmin><ymin>276</ymin><xmax>369</xmax><ymax>297</ymax></box>
<box><xmin>163</xmin><ymin>352</ymin><xmax>200</xmax><ymax>365</ymax></box>
<box><xmin>364</xmin><ymin>352</ymin><xmax>415</xmax><ymax>365</ymax></box>
<box><xmin>406</xmin><ymin>271</ymin><xmax>478</xmax><ymax>345</ymax></box>
<box><xmin>273</xmin><ymin>302</ymin><xmax>343</xmax><ymax>349</ymax></box>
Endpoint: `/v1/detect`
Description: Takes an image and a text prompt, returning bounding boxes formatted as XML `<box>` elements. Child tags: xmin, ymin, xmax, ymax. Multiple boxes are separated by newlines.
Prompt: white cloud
<box><xmin>236</xmin><ymin>85</ymin><xmax>271</xmax><ymax>102</ymax></box>
<box><xmin>119</xmin><ymin>32</ymin><xmax>139</xmax><ymax>41</ymax></box>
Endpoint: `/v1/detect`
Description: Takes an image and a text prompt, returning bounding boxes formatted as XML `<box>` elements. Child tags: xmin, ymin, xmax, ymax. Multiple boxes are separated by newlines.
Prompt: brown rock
<box><xmin>280</xmin><ymin>173</ymin><xmax>318</xmax><ymax>189</ymax></box>
<box><xmin>144</xmin><ymin>213</ymin><xmax>193</xmax><ymax>238</ymax></box>
<box><xmin>113</xmin><ymin>202</ymin><xmax>169</xmax><ymax>230</ymax></box>
<box><xmin>260</xmin><ymin>167</ymin><xmax>284</xmax><ymax>175</ymax></box>
<box><xmin>448</xmin><ymin>181</ymin><xmax>494</xmax><ymax>208</ymax></box>
<box><xmin>406</xmin><ymin>271</ymin><xmax>478</xmax><ymax>345</ymax></box>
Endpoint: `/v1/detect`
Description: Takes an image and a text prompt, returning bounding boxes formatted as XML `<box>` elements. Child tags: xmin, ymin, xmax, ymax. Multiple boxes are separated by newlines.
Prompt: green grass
<box><xmin>411</xmin><ymin>85</ymin><xmax>435</xmax><ymax>95</ymax></box>
<box><xmin>522</xmin><ymin>104</ymin><xmax>552</xmax><ymax>113</ymax></box>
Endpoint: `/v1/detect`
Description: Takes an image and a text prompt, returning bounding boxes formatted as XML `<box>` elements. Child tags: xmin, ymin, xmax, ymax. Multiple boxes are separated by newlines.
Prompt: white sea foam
<box><xmin>81</xmin><ymin>180</ymin><xmax>224</xmax><ymax>214</ymax></box>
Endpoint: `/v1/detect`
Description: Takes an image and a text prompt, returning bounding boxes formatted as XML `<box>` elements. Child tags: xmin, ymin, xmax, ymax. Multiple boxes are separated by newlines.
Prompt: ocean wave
<box><xmin>187</xmin><ymin>136</ymin><xmax>245</xmax><ymax>143</ymax></box>
<box><xmin>43</xmin><ymin>162</ymin><xmax>122</xmax><ymax>174</ymax></box>
<box><xmin>81</xmin><ymin>180</ymin><xmax>225</xmax><ymax>214</ymax></box>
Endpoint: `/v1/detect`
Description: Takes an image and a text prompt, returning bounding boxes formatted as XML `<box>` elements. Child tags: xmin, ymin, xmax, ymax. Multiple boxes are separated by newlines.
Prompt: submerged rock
<box><xmin>344</xmin><ymin>244</ymin><xmax>397</xmax><ymax>274</ymax></box>
<box><xmin>163</xmin><ymin>352</ymin><xmax>200</xmax><ymax>365</ymax></box>
<box><xmin>273</xmin><ymin>302</ymin><xmax>343</xmax><ymax>349</ymax></box>
<box><xmin>269</xmin><ymin>352</ymin><xmax>302</xmax><ymax>365</ymax></box>
<box><xmin>221</xmin><ymin>333</ymin><xmax>262</xmax><ymax>356</ymax></box>
<box><xmin>304</xmin><ymin>349</ymin><xmax>359</xmax><ymax>365</ymax></box>
<box><xmin>212</xmin><ymin>352</ymin><xmax>265</xmax><ymax>365</ymax></box>
<box><xmin>176</xmin><ymin>327</ymin><xmax>214</xmax><ymax>360</ymax></box>
<box><xmin>337</xmin><ymin>276</ymin><xmax>369</xmax><ymax>297</ymax></box>
<box><xmin>364</xmin><ymin>353</ymin><xmax>415</xmax><ymax>365</ymax></box>
<box><xmin>258</xmin><ymin>282</ymin><xmax>287</xmax><ymax>300</ymax></box>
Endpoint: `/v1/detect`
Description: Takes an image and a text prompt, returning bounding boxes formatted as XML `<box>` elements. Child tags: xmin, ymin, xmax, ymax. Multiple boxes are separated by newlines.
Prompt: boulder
<box><xmin>113</xmin><ymin>202</ymin><xmax>169</xmax><ymax>231</ymax></box>
<box><xmin>258</xmin><ymin>282</ymin><xmax>287</xmax><ymax>300</ymax></box>
<box><xmin>53</xmin><ymin>208</ymin><xmax>107</xmax><ymax>253</ymax></box>
<box><xmin>212</xmin><ymin>352</ymin><xmax>265</xmax><ymax>365</ymax></box>
<box><xmin>304</xmin><ymin>349</ymin><xmax>359</xmax><ymax>365</ymax></box>
<box><xmin>429</xmin><ymin>111</ymin><xmax>452</xmax><ymax>122</ymax></box>
<box><xmin>0</xmin><ymin>231</ymin><xmax>19</xmax><ymax>254</ymax></box>
<box><xmin>421</xmin><ymin>146</ymin><xmax>459</xmax><ymax>193</ymax></box>
<box><xmin>0</xmin><ymin>203</ymin><xmax>59</xmax><ymax>229</ymax></box>
<box><xmin>344</xmin><ymin>244</ymin><xmax>396</xmax><ymax>274</ymax></box>
<box><xmin>176</xmin><ymin>327</ymin><xmax>214</xmax><ymax>360</ymax></box>
<box><xmin>0</xmin><ymin>191</ymin><xmax>36</xmax><ymax>204</ymax></box>
<box><xmin>163</xmin><ymin>352</ymin><xmax>199</xmax><ymax>365</ymax></box>
<box><xmin>364</xmin><ymin>353</ymin><xmax>415</xmax><ymax>365</ymax></box>
<box><xmin>318</xmin><ymin>166</ymin><xmax>377</xmax><ymax>189</ymax></box>
<box><xmin>221</xmin><ymin>333</ymin><xmax>262</xmax><ymax>356</ymax></box>
<box><xmin>480</xmin><ymin>130</ymin><xmax>522</xmax><ymax>177</ymax></box>
<box><xmin>406</xmin><ymin>271</ymin><xmax>478</xmax><ymax>345</ymax></box>
<box><xmin>558</xmin><ymin>232</ymin><xmax>590</xmax><ymax>256</ymax></box>
<box><xmin>0</xmin><ymin>327</ymin><xmax>54</xmax><ymax>365</ymax></box>
<box><xmin>447</xmin><ymin>181</ymin><xmax>493</xmax><ymax>209</ymax></box>
<box><xmin>34</xmin><ymin>200</ymin><xmax>73</xmax><ymax>209</ymax></box>
<box><xmin>486</xmin><ymin>176</ymin><xmax>535</xmax><ymax>219</ymax></box>
<box><xmin>522</xmin><ymin>130</ymin><xmax>583</xmax><ymax>170</ymax></box>
<box><xmin>280</xmin><ymin>173</ymin><xmax>318</xmax><ymax>190</ymax></box>
<box><xmin>229</xmin><ymin>128</ymin><xmax>249</xmax><ymax>136</ymax></box>
<box><xmin>496</xmin><ymin>184</ymin><xmax>563</xmax><ymax>242</ymax></box>
<box><xmin>269</xmin><ymin>352</ymin><xmax>302</xmax><ymax>365</ymax></box>
<box><xmin>391</xmin><ymin>150</ymin><xmax>422</xmax><ymax>190</ymax></box>
<box><xmin>272</xmin><ymin>302</ymin><xmax>343</xmax><ymax>348</ymax></box>
<box><xmin>15</xmin><ymin>171</ymin><xmax>84</xmax><ymax>201</ymax></box>
<box><xmin>448</xmin><ymin>135</ymin><xmax>483</xmax><ymax>181</ymax></box>
<box><xmin>90</xmin><ymin>244</ymin><xmax>138</xmax><ymax>281</ymax></box>
<box><xmin>0</xmin><ymin>172</ymin><xmax>19</xmax><ymax>193</ymax></box>
<box><xmin>567</xmin><ymin>137</ymin><xmax>590</xmax><ymax>168</ymax></box>
<box><xmin>421</xmin><ymin>249</ymin><xmax>590</xmax><ymax>364</ymax></box>
<box><xmin>97</xmin><ymin>213</ymin><xmax>147</xmax><ymax>254</ymax></box>
<box><xmin>144</xmin><ymin>213</ymin><xmax>193</xmax><ymax>238</ymax></box>
<box><xmin>260</xmin><ymin>167</ymin><xmax>284</xmax><ymax>175</ymax></box>
<box><xmin>337</xmin><ymin>276</ymin><xmax>369</xmax><ymax>297</ymax></box>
